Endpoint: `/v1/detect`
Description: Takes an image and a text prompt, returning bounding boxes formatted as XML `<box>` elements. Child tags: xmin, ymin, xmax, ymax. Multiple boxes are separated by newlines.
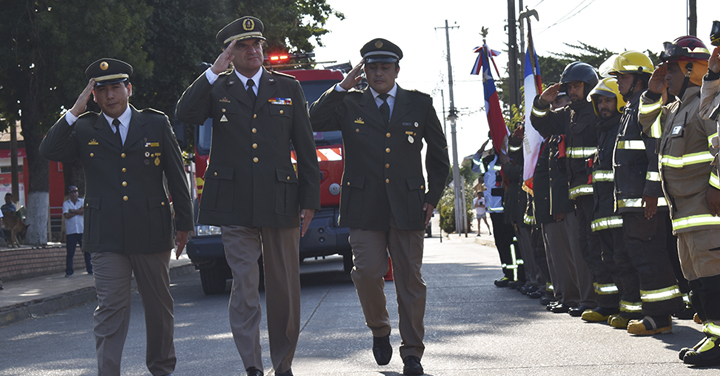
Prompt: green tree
<box><xmin>0</xmin><ymin>0</ymin><xmax>151</xmax><ymax>244</ymax></box>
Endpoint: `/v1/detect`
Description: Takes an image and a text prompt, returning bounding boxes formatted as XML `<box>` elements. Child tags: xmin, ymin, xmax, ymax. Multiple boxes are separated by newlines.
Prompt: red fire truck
<box><xmin>185</xmin><ymin>61</ymin><xmax>353</xmax><ymax>295</ymax></box>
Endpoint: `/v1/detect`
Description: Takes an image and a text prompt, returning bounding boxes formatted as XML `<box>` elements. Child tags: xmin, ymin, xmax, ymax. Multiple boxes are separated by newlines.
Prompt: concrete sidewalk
<box><xmin>0</xmin><ymin>254</ymin><xmax>195</xmax><ymax>327</ymax></box>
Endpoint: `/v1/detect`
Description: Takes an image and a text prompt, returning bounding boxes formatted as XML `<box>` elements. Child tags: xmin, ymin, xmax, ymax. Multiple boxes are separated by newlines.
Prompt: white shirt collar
<box><xmin>102</xmin><ymin>105</ymin><xmax>132</xmax><ymax>129</ymax></box>
<box><xmin>235</xmin><ymin>68</ymin><xmax>263</xmax><ymax>91</ymax></box>
<box><xmin>369</xmin><ymin>83</ymin><xmax>398</xmax><ymax>100</ymax></box>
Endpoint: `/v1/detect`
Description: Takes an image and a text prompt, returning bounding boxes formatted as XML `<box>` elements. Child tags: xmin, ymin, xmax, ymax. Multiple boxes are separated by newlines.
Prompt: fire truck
<box><xmin>185</xmin><ymin>56</ymin><xmax>353</xmax><ymax>295</ymax></box>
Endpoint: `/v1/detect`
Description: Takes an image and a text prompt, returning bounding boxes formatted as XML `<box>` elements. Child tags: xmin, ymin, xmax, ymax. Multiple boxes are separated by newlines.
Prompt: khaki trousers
<box><xmin>677</xmin><ymin>229</ymin><xmax>720</xmax><ymax>280</ymax></box>
<box><xmin>91</xmin><ymin>251</ymin><xmax>175</xmax><ymax>376</ymax></box>
<box><xmin>221</xmin><ymin>225</ymin><xmax>300</xmax><ymax>374</ymax></box>
<box><xmin>349</xmin><ymin>226</ymin><xmax>426</xmax><ymax>360</ymax></box>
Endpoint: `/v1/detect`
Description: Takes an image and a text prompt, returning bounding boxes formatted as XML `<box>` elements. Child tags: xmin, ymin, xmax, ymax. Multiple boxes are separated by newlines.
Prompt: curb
<box><xmin>0</xmin><ymin>263</ymin><xmax>196</xmax><ymax>328</ymax></box>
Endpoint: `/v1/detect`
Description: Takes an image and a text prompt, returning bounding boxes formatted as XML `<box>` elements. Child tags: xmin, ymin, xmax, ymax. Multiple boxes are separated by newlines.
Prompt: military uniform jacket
<box><xmin>639</xmin><ymin>86</ymin><xmax>720</xmax><ymax>234</ymax></box>
<box><xmin>175</xmin><ymin>68</ymin><xmax>321</xmax><ymax>228</ymax></box>
<box><xmin>39</xmin><ymin>106</ymin><xmax>193</xmax><ymax>254</ymax></box>
<box><xmin>502</xmin><ymin>145</ymin><xmax>527</xmax><ymax>225</ymax></box>
<box><xmin>309</xmin><ymin>86</ymin><xmax>449</xmax><ymax>231</ymax></box>
<box><xmin>531</xmin><ymin>138</ymin><xmax>574</xmax><ymax>225</ymax></box>
<box><xmin>591</xmin><ymin>113</ymin><xmax>623</xmax><ymax>231</ymax></box>
<box><xmin>612</xmin><ymin>92</ymin><xmax>665</xmax><ymax>214</ymax></box>
<box><xmin>531</xmin><ymin>97</ymin><xmax>598</xmax><ymax>199</ymax></box>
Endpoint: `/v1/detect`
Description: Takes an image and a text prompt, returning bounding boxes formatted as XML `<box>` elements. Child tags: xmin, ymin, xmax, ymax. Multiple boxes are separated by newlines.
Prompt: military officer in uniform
<box><xmin>309</xmin><ymin>39</ymin><xmax>450</xmax><ymax>376</ymax></box>
<box><xmin>175</xmin><ymin>17</ymin><xmax>320</xmax><ymax>376</ymax></box>
<box><xmin>40</xmin><ymin>58</ymin><xmax>193</xmax><ymax>376</ymax></box>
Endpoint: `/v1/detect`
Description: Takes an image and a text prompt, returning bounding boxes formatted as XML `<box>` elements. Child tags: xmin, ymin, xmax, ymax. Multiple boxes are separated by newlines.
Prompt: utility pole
<box><xmin>507</xmin><ymin>0</ymin><xmax>519</xmax><ymax>110</ymax></box>
<box><xmin>436</xmin><ymin>20</ymin><xmax>465</xmax><ymax>234</ymax></box>
<box><xmin>687</xmin><ymin>0</ymin><xmax>697</xmax><ymax>36</ymax></box>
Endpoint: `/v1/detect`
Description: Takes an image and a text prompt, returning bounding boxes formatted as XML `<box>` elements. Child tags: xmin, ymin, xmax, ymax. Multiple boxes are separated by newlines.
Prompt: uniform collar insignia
<box><xmin>220</xmin><ymin>97</ymin><xmax>231</xmax><ymax>103</ymax></box>
<box><xmin>88</xmin><ymin>139</ymin><xmax>99</xmax><ymax>145</ymax></box>
<box><xmin>354</xmin><ymin>118</ymin><xmax>365</xmax><ymax>124</ymax></box>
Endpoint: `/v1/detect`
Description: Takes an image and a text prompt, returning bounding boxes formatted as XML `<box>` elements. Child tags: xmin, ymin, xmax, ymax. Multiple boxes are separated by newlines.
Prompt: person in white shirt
<box><xmin>63</xmin><ymin>185</ymin><xmax>91</xmax><ymax>276</ymax></box>
<box><xmin>474</xmin><ymin>191</ymin><xmax>491</xmax><ymax>236</ymax></box>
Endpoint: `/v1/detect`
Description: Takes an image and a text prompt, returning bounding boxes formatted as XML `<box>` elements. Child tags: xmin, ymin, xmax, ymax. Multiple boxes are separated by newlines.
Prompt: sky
<box><xmin>311</xmin><ymin>0</ymin><xmax>717</xmax><ymax>162</ymax></box>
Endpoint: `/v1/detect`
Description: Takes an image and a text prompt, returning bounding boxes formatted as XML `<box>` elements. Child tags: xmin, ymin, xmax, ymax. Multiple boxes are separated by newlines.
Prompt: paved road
<box><xmin>0</xmin><ymin>234</ymin><xmax>717</xmax><ymax>375</ymax></box>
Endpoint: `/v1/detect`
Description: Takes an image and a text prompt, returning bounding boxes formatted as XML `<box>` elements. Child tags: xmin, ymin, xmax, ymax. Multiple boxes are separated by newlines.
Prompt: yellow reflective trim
<box><xmin>532</xmin><ymin>106</ymin><xmax>548</xmax><ymax>117</ymax></box>
<box><xmin>509</xmin><ymin>145</ymin><xmax>521</xmax><ymax>152</ymax></box>
<box><xmin>488</xmin><ymin>207</ymin><xmax>504</xmax><ymax>213</ymax></box>
<box><xmin>546</xmin><ymin>282</ymin><xmax>554</xmax><ymax>291</ymax></box>
<box><xmin>672</xmin><ymin>214</ymin><xmax>720</xmax><ymax>231</ymax></box>
<box><xmin>711</xmin><ymin>172</ymin><xmax>720</xmax><ymax>190</ymax></box>
<box><xmin>616</xmin><ymin>140</ymin><xmax>646</xmax><ymax>150</ymax></box>
<box><xmin>639</xmin><ymin>99</ymin><xmax>662</xmax><ymax>114</ymax></box>
<box><xmin>649</xmin><ymin>114</ymin><xmax>662</xmax><ymax>138</ymax></box>
<box><xmin>620</xmin><ymin>300</ymin><xmax>643</xmax><ymax>312</ymax></box>
<box><xmin>567</xmin><ymin>147</ymin><xmax>597</xmax><ymax>158</ymax></box>
<box><xmin>661</xmin><ymin>151</ymin><xmax>714</xmax><ymax>168</ymax></box>
<box><xmin>569</xmin><ymin>185</ymin><xmax>593</xmax><ymax>199</ymax></box>
<box><xmin>594</xmin><ymin>282</ymin><xmax>619</xmax><ymax>295</ymax></box>
<box><xmin>709</xmin><ymin>133</ymin><xmax>718</xmax><ymax>149</ymax></box>
<box><xmin>705</xmin><ymin>323</ymin><xmax>720</xmax><ymax>337</ymax></box>
<box><xmin>593</xmin><ymin>170</ymin><xmax>614</xmax><ymax>182</ymax></box>
<box><xmin>523</xmin><ymin>214</ymin><xmax>535</xmax><ymax>225</ymax></box>
<box><xmin>591</xmin><ymin>216</ymin><xmax>623</xmax><ymax>231</ymax></box>
<box><xmin>492</xmin><ymin>165</ymin><xmax>502</xmax><ymax>171</ymax></box>
<box><xmin>646</xmin><ymin>171</ymin><xmax>661</xmax><ymax>181</ymax></box>
<box><xmin>640</xmin><ymin>286</ymin><xmax>682</xmax><ymax>302</ymax></box>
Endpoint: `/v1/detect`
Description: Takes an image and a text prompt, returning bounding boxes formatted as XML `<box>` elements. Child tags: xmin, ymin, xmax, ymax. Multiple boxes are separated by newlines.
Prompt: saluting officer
<box><xmin>309</xmin><ymin>39</ymin><xmax>450</xmax><ymax>376</ymax></box>
<box><xmin>175</xmin><ymin>16</ymin><xmax>320</xmax><ymax>376</ymax></box>
<box><xmin>40</xmin><ymin>58</ymin><xmax>193</xmax><ymax>376</ymax></box>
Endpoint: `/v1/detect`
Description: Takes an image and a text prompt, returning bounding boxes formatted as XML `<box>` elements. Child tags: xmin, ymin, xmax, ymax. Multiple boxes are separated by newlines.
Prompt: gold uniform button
<box><xmin>253</xmin><ymin>114</ymin><xmax>257</xmax><ymax>119</ymax></box>
<box><xmin>252</xmin><ymin>143</ymin><xmax>258</xmax><ymax>149</ymax></box>
<box><xmin>385</xmin><ymin>163</ymin><xmax>390</xmax><ymax>168</ymax></box>
<box><xmin>122</xmin><ymin>168</ymin><xmax>127</xmax><ymax>173</ymax></box>
<box><xmin>386</xmin><ymin>179</ymin><xmax>390</xmax><ymax>183</ymax></box>
<box><xmin>385</xmin><ymin>148</ymin><xmax>391</xmax><ymax>153</ymax></box>
<box><xmin>122</xmin><ymin>181</ymin><xmax>127</xmax><ymax>187</ymax></box>
<box><xmin>253</xmin><ymin>157</ymin><xmax>259</xmax><ymax>163</ymax></box>
<box><xmin>222</xmin><ymin>108</ymin><xmax>226</xmax><ymax>112</ymax></box>
<box><xmin>123</xmin><ymin>196</ymin><xmax>128</xmax><ymax>201</ymax></box>
<box><xmin>279</xmin><ymin>110</ymin><xmax>284</xmax><ymax>114</ymax></box>
<box><xmin>386</xmin><ymin>133</ymin><xmax>391</xmax><ymax>138</ymax></box>
<box><xmin>421</xmin><ymin>185</ymin><xmax>424</xmax><ymax>189</ymax></box>
<box><xmin>214</xmin><ymin>172</ymin><xmax>218</xmax><ymax>176</ymax></box>
<box><xmin>161</xmin><ymin>202</ymin><xmax>165</xmax><ymax>206</ymax></box>
<box><xmin>286</xmin><ymin>176</ymin><xmax>290</xmax><ymax>180</ymax></box>
<box><xmin>121</xmin><ymin>153</ymin><xmax>126</xmax><ymax>158</ymax></box>
<box><xmin>252</xmin><ymin>128</ymin><xmax>257</xmax><ymax>133</ymax></box>
<box><xmin>90</xmin><ymin>153</ymin><xmax>94</xmax><ymax>157</ymax></box>
<box><xmin>347</xmin><ymin>182</ymin><xmax>350</xmax><ymax>186</ymax></box>
<box><xmin>355</xmin><ymin>128</ymin><xmax>360</xmax><ymax>133</ymax></box>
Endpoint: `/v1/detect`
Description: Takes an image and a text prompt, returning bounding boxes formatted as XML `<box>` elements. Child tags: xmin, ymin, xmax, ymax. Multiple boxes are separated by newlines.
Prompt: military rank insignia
<box><xmin>269</xmin><ymin>98</ymin><xmax>292</xmax><ymax>105</ymax></box>
<box><xmin>219</xmin><ymin>97</ymin><xmax>231</xmax><ymax>103</ymax></box>
<box><xmin>88</xmin><ymin>139</ymin><xmax>99</xmax><ymax>145</ymax></box>
<box><xmin>354</xmin><ymin>118</ymin><xmax>365</xmax><ymax>124</ymax></box>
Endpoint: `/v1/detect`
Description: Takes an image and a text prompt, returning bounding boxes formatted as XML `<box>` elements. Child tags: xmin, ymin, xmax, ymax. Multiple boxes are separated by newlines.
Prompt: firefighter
<box><xmin>531</xmin><ymin>62</ymin><xmax>599</xmax><ymax>315</ymax></box>
<box><xmin>580</xmin><ymin>77</ymin><xmax>626</xmax><ymax>322</ymax></box>
<box><xmin>607</xmin><ymin>51</ymin><xmax>685</xmax><ymax>335</ymax></box>
<box><xmin>640</xmin><ymin>36</ymin><xmax>720</xmax><ymax>366</ymax></box>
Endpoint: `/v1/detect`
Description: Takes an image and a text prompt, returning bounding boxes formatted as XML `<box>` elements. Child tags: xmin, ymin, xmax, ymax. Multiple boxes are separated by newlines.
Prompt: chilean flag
<box><xmin>522</xmin><ymin>32</ymin><xmax>543</xmax><ymax>183</ymax></box>
<box><xmin>472</xmin><ymin>45</ymin><xmax>508</xmax><ymax>155</ymax></box>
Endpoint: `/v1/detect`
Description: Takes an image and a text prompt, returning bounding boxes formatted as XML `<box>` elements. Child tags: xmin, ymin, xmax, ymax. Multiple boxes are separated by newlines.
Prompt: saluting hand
<box><xmin>339</xmin><ymin>60</ymin><xmax>365</xmax><ymax>91</ymax></box>
<box><xmin>540</xmin><ymin>83</ymin><xmax>561</xmax><ymax>104</ymax></box>
<box><xmin>175</xmin><ymin>230</ymin><xmax>190</xmax><ymax>259</ymax></box>
<box><xmin>648</xmin><ymin>64</ymin><xmax>668</xmax><ymax>95</ymax></box>
<box><xmin>710</xmin><ymin>46</ymin><xmax>720</xmax><ymax>74</ymax></box>
<box><xmin>69</xmin><ymin>79</ymin><xmax>95</xmax><ymax>117</ymax></box>
<box><xmin>211</xmin><ymin>40</ymin><xmax>237</xmax><ymax>75</ymax></box>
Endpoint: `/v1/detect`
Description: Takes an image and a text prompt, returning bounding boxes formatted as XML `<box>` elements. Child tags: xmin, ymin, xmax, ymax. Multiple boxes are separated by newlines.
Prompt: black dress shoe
<box><xmin>372</xmin><ymin>333</ymin><xmax>392</xmax><ymax>365</ymax></box>
<box><xmin>246</xmin><ymin>367</ymin><xmax>263</xmax><ymax>376</ymax></box>
<box><xmin>276</xmin><ymin>369</ymin><xmax>293</xmax><ymax>376</ymax></box>
<box><xmin>403</xmin><ymin>355</ymin><xmax>424</xmax><ymax>375</ymax></box>
<box><xmin>528</xmin><ymin>290</ymin><xmax>543</xmax><ymax>299</ymax></box>
<box><xmin>508</xmin><ymin>280</ymin><xmax>525</xmax><ymax>289</ymax></box>
<box><xmin>569</xmin><ymin>305</ymin><xmax>592</xmax><ymax>317</ymax></box>
<box><xmin>550</xmin><ymin>303</ymin><xmax>571</xmax><ymax>313</ymax></box>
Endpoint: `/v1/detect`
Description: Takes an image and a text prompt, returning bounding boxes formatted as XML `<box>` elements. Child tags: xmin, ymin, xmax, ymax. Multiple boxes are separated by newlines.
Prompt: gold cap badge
<box><xmin>375</xmin><ymin>41</ymin><xmax>383</xmax><ymax>48</ymax></box>
<box><xmin>100</xmin><ymin>61</ymin><xmax>109</xmax><ymax>70</ymax></box>
<box><xmin>243</xmin><ymin>19</ymin><xmax>255</xmax><ymax>31</ymax></box>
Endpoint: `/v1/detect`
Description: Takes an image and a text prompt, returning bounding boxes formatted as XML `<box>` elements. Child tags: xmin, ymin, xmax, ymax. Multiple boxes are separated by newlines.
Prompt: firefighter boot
<box><xmin>689</xmin><ymin>279</ymin><xmax>707</xmax><ymax>323</ymax></box>
<box><xmin>582</xmin><ymin>307</ymin><xmax>620</xmax><ymax>322</ymax></box>
<box><xmin>608</xmin><ymin>315</ymin><xmax>630</xmax><ymax>329</ymax></box>
<box><xmin>627</xmin><ymin>315</ymin><xmax>672</xmax><ymax>335</ymax></box>
<box><xmin>679</xmin><ymin>336</ymin><xmax>709</xmax><ymax>360</ymax></box>
<box><xmin>683</xmin><ymin>335</ymin><xmax>720</xmax><ymax>367</ymax></box>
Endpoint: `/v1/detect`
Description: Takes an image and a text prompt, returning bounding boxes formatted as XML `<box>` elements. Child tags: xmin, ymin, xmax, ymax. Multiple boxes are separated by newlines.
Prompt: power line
<box><xmin>539</xmin><ymin>0</ymin><xmax>597</xmax><ymax>33</ymax></box>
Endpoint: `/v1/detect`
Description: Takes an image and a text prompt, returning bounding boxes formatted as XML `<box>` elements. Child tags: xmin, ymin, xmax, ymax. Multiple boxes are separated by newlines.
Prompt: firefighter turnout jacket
<box><xmin>639</xmin><ymin>86</ymin><xmax>720</xmax><ymax>234</ymax></box>
<box><xmin>592</xmin><ymin>112</ymin><xmax>623</xmax><ymax>231</ymax></box>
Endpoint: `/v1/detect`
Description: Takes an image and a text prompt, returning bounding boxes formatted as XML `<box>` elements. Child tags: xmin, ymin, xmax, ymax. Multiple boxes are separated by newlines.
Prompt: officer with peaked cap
<box><xmin>309</xmin><ymin>38</ymin><xmax>450</xmax><ymax>375</ymax></box>
<box><xmin>176</xmin><ymin>16</ymin><xmax>320</xmax><ymax>376</ymax></box>
<box><xmin>40</xmin><ymin>58</ymin><xmax>193</xmax><ymax>376</ymax></box>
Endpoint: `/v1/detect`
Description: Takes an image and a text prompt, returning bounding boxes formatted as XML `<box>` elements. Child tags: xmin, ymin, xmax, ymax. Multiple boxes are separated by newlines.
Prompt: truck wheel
<box><xmin>342</xmin><ymin>252</ymin><xmax>354</xmax><ymax>274</ymax></box>
<box><xmin>200</xmin><ymin>266</ymin><xmax>227</xmax><ymax>295</ymax></box>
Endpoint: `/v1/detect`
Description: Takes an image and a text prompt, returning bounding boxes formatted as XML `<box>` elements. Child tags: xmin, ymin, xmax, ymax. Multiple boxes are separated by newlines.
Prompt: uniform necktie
<box><xmin>378</xmin><ymin>93</ymin><xmax>390</xmax><ymax>126</ymax></box>
<box><xmin>247</xmin><ymin>79</ymin><xmax>257</xmax><ymax>106</ymax></box>
<box><xmin>112</xmin><ymin>118</ymin><xmax>123</xmax><ymax>146</ymax></box>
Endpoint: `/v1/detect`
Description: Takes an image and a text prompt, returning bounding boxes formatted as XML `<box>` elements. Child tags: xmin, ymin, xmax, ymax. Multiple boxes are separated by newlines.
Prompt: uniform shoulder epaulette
<box><xmin>347</xmin><ymin>88</ymin><xmax>364</xmax><ymax>94</ymax></box>
<box><xmin>406</xmin><ymin>89</ymin><xmax>431</xmax><ymax>98</ymax></box>
<box><xmin>77</xmin><ymin>111</ymin><xmax>99</xmax><ymax>120</ymax></box>
<box><xmin>139</xmin><ymin>108</ymin><xmax>167</xmax><ymax>116</ymax></box>
<box><xmin>270</xmin><ymin>70</ymin><xmax>296</xmax><ymax>80</ymax></box>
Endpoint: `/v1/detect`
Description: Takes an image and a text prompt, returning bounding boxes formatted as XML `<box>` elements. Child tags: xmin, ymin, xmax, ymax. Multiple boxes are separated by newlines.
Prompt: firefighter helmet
<box><xmin>608</xmin><ymin>51</ymin><xmax>654</xmax><ymax>76</ymax></box>
<box><xmin>560</xmin><ymin>62</ymin><xmax>599</xmax><ymax>96</ymax></box>
<box><xmin>588</xmin><ymin>77</ymin><xmax>626</xmax><ymax>116</ymax></box>
<box><xmin>659</xmin><ymin>36</ymin><xmax>711</xmax><ymax>63</ymax></box>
